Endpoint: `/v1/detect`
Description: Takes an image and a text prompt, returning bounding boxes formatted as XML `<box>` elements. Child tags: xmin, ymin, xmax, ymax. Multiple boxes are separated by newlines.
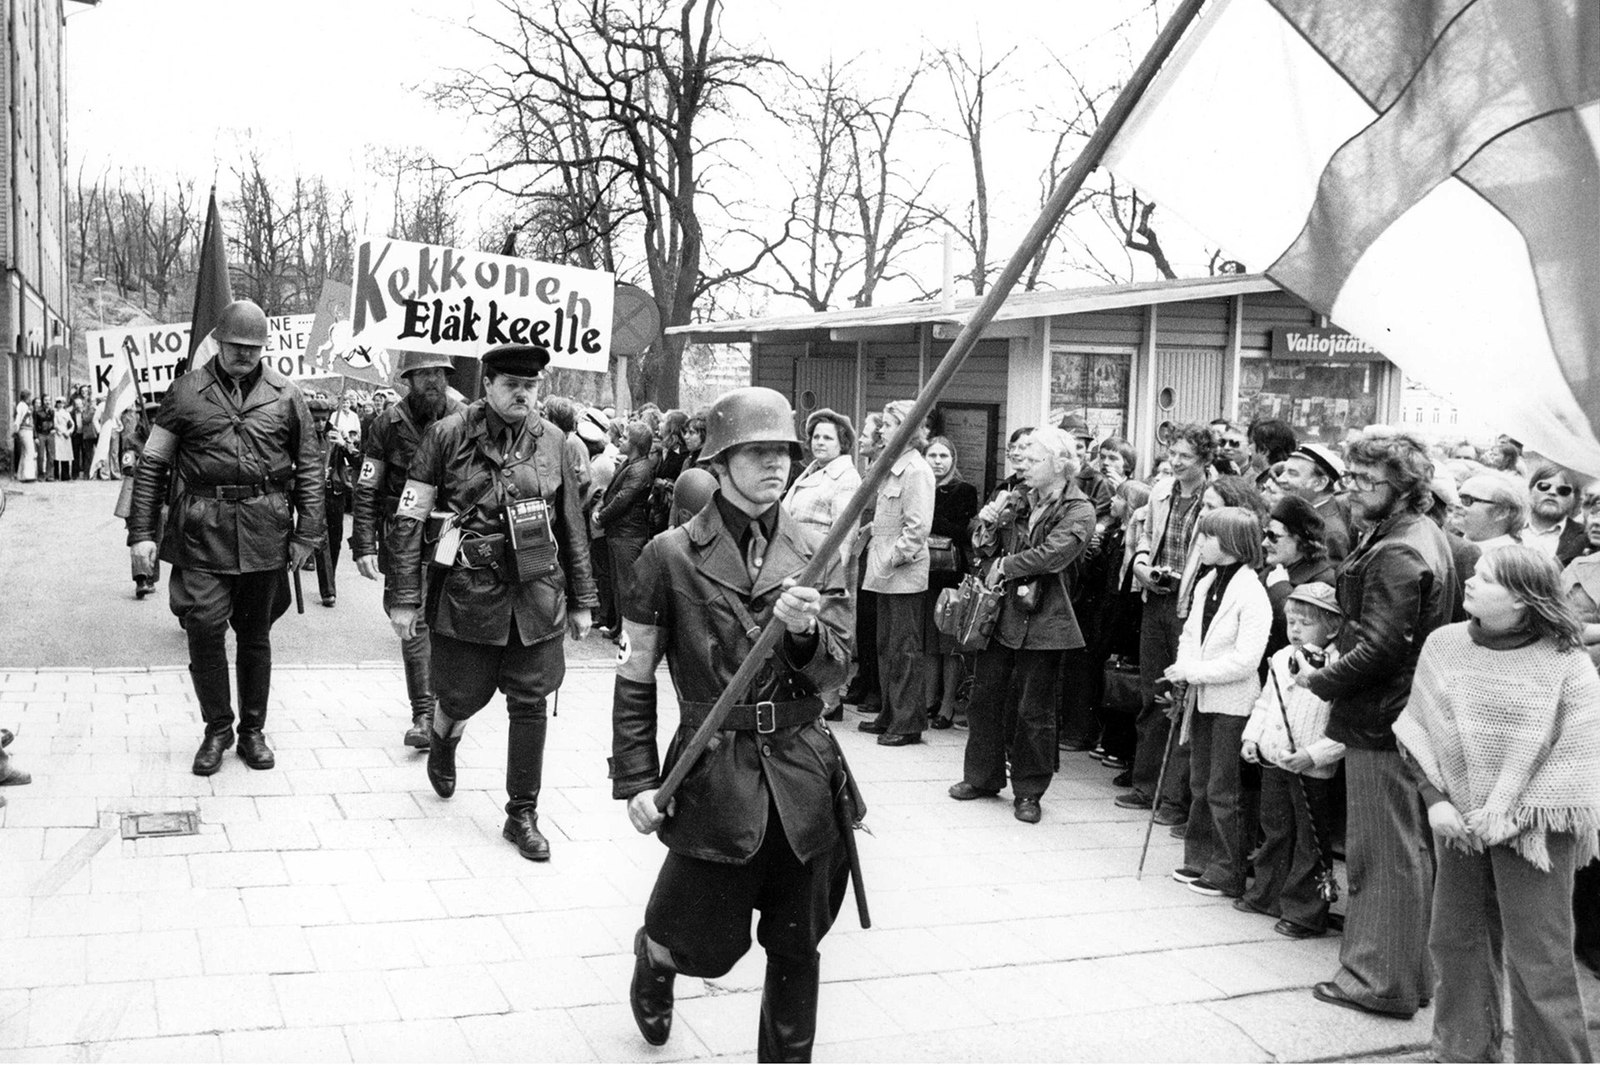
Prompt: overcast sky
<box><xmin>65</xmin><ymin>0</ymin><xmax>1205</xmax><ymax>299</ymax></box>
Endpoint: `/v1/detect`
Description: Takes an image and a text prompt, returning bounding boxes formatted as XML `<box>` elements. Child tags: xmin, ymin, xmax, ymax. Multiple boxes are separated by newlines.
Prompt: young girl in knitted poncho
<box><xmin>1394</xmin><ymin>545</ymin><xmax>1600</xmax><ymax>1064</ymax></box>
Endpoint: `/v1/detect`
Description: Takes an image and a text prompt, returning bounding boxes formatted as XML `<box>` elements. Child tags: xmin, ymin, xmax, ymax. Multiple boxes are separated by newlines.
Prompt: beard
<box><xmin>1533</xmin><ymin>498</ymin><xmax>1571</xmax><ymax>523</ymax></box>
<box><xmin>406</xmin><ymin>388</ymin><xmax>449</xmax><ymax>423</ymax></box>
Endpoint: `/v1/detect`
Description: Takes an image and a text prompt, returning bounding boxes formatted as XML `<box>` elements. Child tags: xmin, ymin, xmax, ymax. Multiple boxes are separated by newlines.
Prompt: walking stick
<box><xmin>654</xmin><ymin>0</ymin><xmax>1209</xmax><ymax>813</ymax></box>
<box><xmin>1136</xmin><ymin>687</ymin><xmax>1188</xmax><ymax>879</ymax></box>
<box><xmin>1270</xmin><ymin>662</ymin><xmax>1340</xmax><ymax>902</ymax></box>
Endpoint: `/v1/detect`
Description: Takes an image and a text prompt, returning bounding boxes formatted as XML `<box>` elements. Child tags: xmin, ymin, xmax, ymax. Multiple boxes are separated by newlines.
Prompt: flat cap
<box><xmin>1286</xmin><ymin>581</ymin><xmax>1341</xmax><ymax>617</ymax></box>
<box><xmin>482</xmin><ymin>344</ymin><xmax>550</xmax><ymax>378</ymax></box>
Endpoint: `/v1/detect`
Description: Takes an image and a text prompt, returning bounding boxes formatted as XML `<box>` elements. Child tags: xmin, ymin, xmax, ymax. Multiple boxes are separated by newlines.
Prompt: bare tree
<box><xmin>133</xmin><ymin>177</ymin><xmax>197</xmax><ymax>316</ymax></box>
<box><xmin>433</xmin><ymin>0</ymin><xmax>784</xmax><ymax>407</ymax></box>
<box><xmin>929</xmin><ymin>44</ymin><xmax>1015</xmax><ymax>297</ymax></box>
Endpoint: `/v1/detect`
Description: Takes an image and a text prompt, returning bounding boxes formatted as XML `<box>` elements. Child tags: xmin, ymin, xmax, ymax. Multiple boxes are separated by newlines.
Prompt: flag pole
<box><xmin>654</xmin><ymin>0</ymin><xmax>1210</xmax><ymax>811</ymax></box>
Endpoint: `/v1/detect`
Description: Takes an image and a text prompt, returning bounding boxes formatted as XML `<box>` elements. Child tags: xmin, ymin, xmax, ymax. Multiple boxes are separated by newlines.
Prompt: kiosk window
<box><xmin>1050</xmin><ymin>349</ymin><xmax>1132</xmax><ymax>441</ymax></box>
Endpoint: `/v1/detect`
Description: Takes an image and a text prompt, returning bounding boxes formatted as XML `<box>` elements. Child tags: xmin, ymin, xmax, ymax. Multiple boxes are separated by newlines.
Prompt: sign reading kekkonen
<box><xmin>347</xmin><ymin>237</ymin><xmax>615</xmax><ymax>372</ymax></box>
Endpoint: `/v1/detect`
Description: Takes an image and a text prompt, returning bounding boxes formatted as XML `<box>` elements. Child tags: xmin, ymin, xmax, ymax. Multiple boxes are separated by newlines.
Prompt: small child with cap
<box><xmin>1238</xmin><ymin>581</ymin><xmax>1346</xmax><ymax>937</ymax></box>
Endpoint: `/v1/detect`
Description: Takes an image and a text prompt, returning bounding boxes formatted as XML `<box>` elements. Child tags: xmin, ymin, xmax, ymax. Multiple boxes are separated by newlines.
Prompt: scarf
<box><xmin>1393</xmin><ymin>622</ymin><xmax>1600</xmax><ymax>870</ymax></box>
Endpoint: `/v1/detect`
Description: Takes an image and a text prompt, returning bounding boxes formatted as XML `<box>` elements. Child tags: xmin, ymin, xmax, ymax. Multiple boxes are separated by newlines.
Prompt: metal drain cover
<box><xmin>120</xmin><ymin>811</ymin><xmax>200</xmax><ymax>839</ymax></box>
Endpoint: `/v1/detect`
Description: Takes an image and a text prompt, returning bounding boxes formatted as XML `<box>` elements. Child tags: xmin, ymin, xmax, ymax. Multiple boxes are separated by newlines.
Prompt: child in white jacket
<box><xmin>1165</xmin><ymin>508</ymin><xmax>1273</xmax><ymax>899</ymax></box>
<box><xmin>1239</xmin><ymin>581</ymin><xmax>1345</xmax><ymax>937</ymax></box>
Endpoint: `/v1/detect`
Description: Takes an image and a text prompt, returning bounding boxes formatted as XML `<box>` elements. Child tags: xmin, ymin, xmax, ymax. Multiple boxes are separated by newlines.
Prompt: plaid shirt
<box><xmin>782</xmin><ymin>455</ymin><xmax>862</xmax><ymax>559</ymax></box>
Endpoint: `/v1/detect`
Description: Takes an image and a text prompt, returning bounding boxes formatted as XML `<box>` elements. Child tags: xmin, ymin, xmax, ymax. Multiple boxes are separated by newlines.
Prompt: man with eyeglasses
<box><xmin>1523</xmin><ymin>463</ymin><xmax>1591</xmax><ymax>564</ymax></box>
<box><xmin>1294</xmin><ymin>431</ymin><xmax>1456</xmax><ymax>1021</ymax></box>
<box><xmin>1277</xmin><ymin>444</ymin><xmax>1353</xmax><ymax>560</ymax></box>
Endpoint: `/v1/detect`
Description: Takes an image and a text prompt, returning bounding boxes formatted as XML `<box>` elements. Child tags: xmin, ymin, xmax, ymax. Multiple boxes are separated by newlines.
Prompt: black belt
<box><xmin>189</xmin><ymin>482</ymin><xmax>285</xmax><ymax>501</ymax></box>
<box><xmin>677</xmin><ymin>697</ymin><xmax>822</xmax><ymax>734</ymax></box>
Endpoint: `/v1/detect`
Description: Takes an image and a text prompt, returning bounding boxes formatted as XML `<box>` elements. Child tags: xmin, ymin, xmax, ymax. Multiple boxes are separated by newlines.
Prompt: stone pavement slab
<box><xmin>0</xmin><ymin>661</ymin><xmax>1589</xmax><ymax>1061</ymax></box>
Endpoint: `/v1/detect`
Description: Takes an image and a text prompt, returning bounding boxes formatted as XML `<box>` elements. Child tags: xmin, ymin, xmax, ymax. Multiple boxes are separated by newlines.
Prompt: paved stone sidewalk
<box><xmin>0</xmin><ymin>662</ymin><xmax>1586</xmax><ymax>1061</ymax></box>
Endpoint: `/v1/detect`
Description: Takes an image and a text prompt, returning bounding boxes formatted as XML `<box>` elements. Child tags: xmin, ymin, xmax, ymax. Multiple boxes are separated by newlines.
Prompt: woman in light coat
<box><xmin>857</xmin><ymin>400</ymin><xmax>935</xmax><ymax>747</ymax></box>
<box><xmin>1165</xmin><ymin>506</ymin><xmax>1272</xmax><ymax>898</ymax></box>
<box><xmin>50</xmin><ymin>398</ymin><xmax>75</xmax><ymax>482</ymax></box>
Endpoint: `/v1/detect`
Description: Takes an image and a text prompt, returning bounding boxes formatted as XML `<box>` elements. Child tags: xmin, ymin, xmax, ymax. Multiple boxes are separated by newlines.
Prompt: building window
<box><xmin>1049</xmin><ymin>349</ymin><xmax>1131</xmax><ymax>441</ymax></box>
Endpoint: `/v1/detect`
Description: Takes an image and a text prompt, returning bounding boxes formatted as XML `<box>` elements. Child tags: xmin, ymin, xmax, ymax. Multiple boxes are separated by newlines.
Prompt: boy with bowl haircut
<box><xmin>1240</xmin><ymin>582</ymin><xmax>1346</xmax><ymax>937</ymax></box>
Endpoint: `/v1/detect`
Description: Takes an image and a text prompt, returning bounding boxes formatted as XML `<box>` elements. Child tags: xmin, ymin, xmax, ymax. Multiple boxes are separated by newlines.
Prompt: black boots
<box><xmin>404</xmin><ymin>712</ymin><xmax>432</xmax><ymax>750</ymax></box>
<box><xmin>758</xmin><ymin>952</ymin><xmax>822</xmax><ymax>1063</ymax></box>
<box><xmin>191</xmin><ymin>666</ymin><xmax>235</xmax><ymax>776</ymax></box>
<box><xmin>428</xmin><ymin>734</ymin><xmax>461</xmax><ymax>798</ymax></box>
<box><xmin>630</xmin><ymin>928</ymin><xmax>675</xmax><ymax>1047</ymax></box>
<box><xmin>236</xmin><ymin>727</ymin><xmax>275</xmax><ymax>770</ymax></box>
<box><xmin>502</xmin><ymin>810</ymin><xmax>550</xmax><ymax>862</ymax></box>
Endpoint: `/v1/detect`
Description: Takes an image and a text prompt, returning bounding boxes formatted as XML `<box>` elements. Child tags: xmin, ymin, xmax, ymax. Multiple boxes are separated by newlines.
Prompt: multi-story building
<box><xmin>3</xmin><ymin>0</ymin><xmax>80</xmax><ymax>454</ymax></box>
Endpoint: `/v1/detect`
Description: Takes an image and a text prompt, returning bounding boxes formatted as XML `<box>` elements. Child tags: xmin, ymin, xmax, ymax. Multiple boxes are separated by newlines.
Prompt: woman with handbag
<box><xmin>924</xmin><ymin>436</ymin><xmax>979</xmax><ymax>728</ymax></box>
<box><xmin>948</xmin><ymin>427</ymin><xmax>1096</xmax><ymax>823</ymax></box>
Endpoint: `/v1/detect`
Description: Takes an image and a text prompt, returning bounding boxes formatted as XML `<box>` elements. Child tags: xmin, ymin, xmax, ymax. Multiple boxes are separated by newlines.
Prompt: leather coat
<box><xmin>349</xmin><ymin>395</ymin><xmax>466</xmax><ymax>573</ymax></box>
<box><xmin>127</xmin><ymin>361</ymin><xmax>325</xmax><ymax>573</ymax></box>
<box><xmin>609</xmin><ymin>500</ymin><xmax>858</xmax><ymax>865</ymax></box>
<box><xmin>594</xmin><ymin>451</ymin><xmax>655</xmax><ymax>541</ymax></box>
<box><xmin>1308</xmin><ymin>510</ymin><xmax>1458</xmax><ymax>750</ymax></box>
<box><xmin>387</xmin><ymin>401</ymin><xmax>598</xmax><ymax>645</ymax></box>
<box><xmin>972</xmin><ymin>483</ymin><xmax>1096</xmax><ymax>650</ymax></box>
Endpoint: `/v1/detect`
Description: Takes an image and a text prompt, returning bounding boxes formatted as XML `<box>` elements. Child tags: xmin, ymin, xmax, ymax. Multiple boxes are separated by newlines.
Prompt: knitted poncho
<box><xmin>1393</xmin><ymin>622</ymin><xmax>1600</xmax><ymax>871</ymax></box>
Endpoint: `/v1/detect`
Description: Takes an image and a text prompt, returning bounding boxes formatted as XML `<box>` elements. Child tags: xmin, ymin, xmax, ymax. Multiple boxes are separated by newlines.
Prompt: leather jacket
<box><xmin>594</xmin><ymin>452</ymin><xmax>655</xmax><ymax>541</ymax></box>
<box><xmin>1308</xmin><ymin>510</ymin><xmax>1458</xmax><ymax>750</ymax></box>
<box><xmin>349</xmin><ymin>395</ymin><xmax>466</xmax><ymax>571</ymax></box>
<box><xmin>609</xmin><ymin>500</ymin><xmax>858</xmax><ymax>865</ymax></box>
<box><xmin>387</xmin><ymin>401</ymin><xmax>598</xmax><ymax>645</ymax></box>
<box><xmin>972</xmin><ymin>483</ymin><xmax>1096</xmax><ymax>650</ymax></box>
<box><xmin>127</xmin><ymin>361</ymin><xmax>325</xmax><ymax>573</ymax></box>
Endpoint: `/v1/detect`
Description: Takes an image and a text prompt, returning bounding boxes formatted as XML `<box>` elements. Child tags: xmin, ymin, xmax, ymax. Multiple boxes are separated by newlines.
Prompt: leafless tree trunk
<box><xmin>433</xmin><ymin>0</ymin><xmax>783</xmax><ymax>407</ymax></box>
<box><xmin>931</xmin><ymin>44</ymin><xmax>1015</xmax><ymax>297</ymax></box>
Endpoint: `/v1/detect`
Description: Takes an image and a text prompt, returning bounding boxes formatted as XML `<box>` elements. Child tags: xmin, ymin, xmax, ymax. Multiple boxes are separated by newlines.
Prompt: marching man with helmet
<box><xmin>386</xmin><ymin>343</ymin><xmax>596</xmax><ymax>862</ymax></box>
<box><xmin>610</xmin><ymin>386</ymin><xmax>864</xmax><ymax>1062</ymax></box>
<box><xmin>126</xmin><ymin>298</ymin><xmax>326</xmax><ymax>776</ymax></box>
<box><xmin>349</xmin><ymin>350</ymin><xmax>466</xmax><ymax>748</ymax></box>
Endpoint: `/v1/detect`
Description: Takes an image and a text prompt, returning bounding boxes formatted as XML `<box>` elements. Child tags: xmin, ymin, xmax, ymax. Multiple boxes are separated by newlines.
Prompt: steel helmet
<box><xmin>213</xmin><ymin>299</ymin><xmax>270</xmax><ymax>347</ymax></box>
<box><xmin>671</xmin><ymin>467</ymin><xmax>719</xmax><ymax>527</ymax></box>
<box><xmin>396</xmin><ymin>350</ymin><xmax>456</xmax><ymax>378</ymax></box>
<box><xmin>699</xmin><ymin>387</ymin><xmax>802</xmax><ymax>463</ymax></box>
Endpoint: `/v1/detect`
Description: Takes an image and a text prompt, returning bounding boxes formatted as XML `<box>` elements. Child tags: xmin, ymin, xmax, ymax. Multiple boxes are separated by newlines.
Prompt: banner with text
<box><xmin>347</xmin><ymin>237</ymin><xmax>614</xmax><ymax>372</ymax></box>
<box><xmin>91</xmin><ymin>314</ymin><xmax>324</xmax><ymax>402</ymax></box>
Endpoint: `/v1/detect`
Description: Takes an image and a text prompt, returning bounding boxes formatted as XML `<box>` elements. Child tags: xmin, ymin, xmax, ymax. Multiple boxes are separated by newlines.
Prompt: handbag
<box><xmin>927</xmin><ymin>534</ymin><xmax>959</xmax><ymax>574</ymax></box>
<box><xmin>1100</xmin><ymin>655</ymin><xmax>1142</xmax><ymax>715</ymax></box>
<box><xmin>934</xmin><ymin>573</ymin><xmax>1003</xmax><ymax>653</ymax></box>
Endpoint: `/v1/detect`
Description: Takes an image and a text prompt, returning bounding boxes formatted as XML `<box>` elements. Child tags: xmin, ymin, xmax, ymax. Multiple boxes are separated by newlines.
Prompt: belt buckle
<box><xmin>755</xmin><ymin>701</ymin><xmax>776</xmax><ymax>734</ymax></box>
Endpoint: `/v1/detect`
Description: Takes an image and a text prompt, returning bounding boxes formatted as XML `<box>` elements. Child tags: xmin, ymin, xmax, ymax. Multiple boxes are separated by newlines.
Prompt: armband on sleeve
<box><xmin>358</xmin><ymin>457</ymin><xmax>386</xmax><ymax>487</ymax></box>
<box><xmin>616</xmin><ymin>621</ymin><xmax>664</xmax><ymax>684</ymax></box>
<box><xmin>142</xmin><ymin>424</ymin><xmax>178</xmax><ymax>464</ymax></box>
<box><xmin>395</xmin><ymin>479</ymin><xmax>436</xmax><ymax>521</ymax></box>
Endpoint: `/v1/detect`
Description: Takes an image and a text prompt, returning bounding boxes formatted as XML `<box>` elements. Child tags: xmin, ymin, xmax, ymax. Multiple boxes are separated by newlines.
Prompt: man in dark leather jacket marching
<box><xmin>387</xmin><ymin>344</ymin><xmax>596</xmax><ymax>862</ymax></box>
<box><xmin>127</xmin><ymin>299</ymin><xmax>325</xmax><ymax>777</ymax></box>
<box><xmin>350</xmin><ymin>351</ymin><xmax>465</xmax><ymax>749</ymax></box>
<box><xmin>610</xmin><ymin>386</ymin><xmax>862</xmax><ymax>1063</ymax></box>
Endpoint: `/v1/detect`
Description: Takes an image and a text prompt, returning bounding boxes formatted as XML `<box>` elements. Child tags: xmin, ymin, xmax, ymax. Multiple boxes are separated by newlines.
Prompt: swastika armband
<box><xmin>142</xmin><ymin>425</ymin><xmax>178</xmax><ymax>463</ymax></box>
<box><xmin>396</xmin><ymin>480</ymin><xmax>437</xmax><ymax>521</ymax></box>
<box><xmin>358</xmin><ymin>458</ymin><xmax>385</xmax><ymax>487</ymax></box>
<box><xmin>616</xmin><ymin>622</ymin><xmax>663</xmax><ymax>683</ymax></box>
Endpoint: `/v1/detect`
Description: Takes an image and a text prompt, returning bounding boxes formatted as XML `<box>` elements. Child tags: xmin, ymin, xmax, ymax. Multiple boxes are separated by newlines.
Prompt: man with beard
<box><xmin>387</xmin><ymin>344</ymin><xmax>596</xmax><ymax>861</ymax></box>
<box><xmin>128</xmin><ymin>299</ymin><xmax>325</xmax><ymax>776</ymax></box>
<box><xmin>1296</xmin><ymin>432</ymin><xmax>1457</xmax><ymax>1020</ymax></box>
<box><xmin>1522</xmin><ymin>462</ymin><xmax>1591</xmax><ymax>565</ymax></box>
<box><xmin>351</xmin><ymin>351</ymin><xmax>466</xmax><ymax>749</ymax></box>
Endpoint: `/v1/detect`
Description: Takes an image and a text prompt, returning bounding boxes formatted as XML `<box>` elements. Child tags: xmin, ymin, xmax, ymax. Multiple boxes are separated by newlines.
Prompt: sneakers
<box><xmin>1171</xmin><ymin>866</ymin><xmax>1203</xmax><ymax>884</ymax></box>
<box><xmin>1186</xmin><ymin>877</ymin><xmax>1240</xmax><ymax>898</ymax></box>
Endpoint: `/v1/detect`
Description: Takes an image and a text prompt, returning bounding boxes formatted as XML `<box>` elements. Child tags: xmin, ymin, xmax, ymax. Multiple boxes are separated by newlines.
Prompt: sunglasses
<box><xmin>1263</xmin><ymin>529</ymin><xmax>1284</xmax><ymax>543</ymax></box>
<box><xmin>1534</xmin><ymin>481</ymin><xmax>1575</xmax><ymax>497</ymax></box>
<box><xmin>1221</xmin><ymin>438</ymin><xmax>1246</xmax><ymax>449</ymax></box>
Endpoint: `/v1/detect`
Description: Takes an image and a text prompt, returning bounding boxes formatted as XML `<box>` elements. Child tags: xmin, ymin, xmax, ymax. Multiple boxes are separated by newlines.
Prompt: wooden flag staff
<box><xmin>655</xmin><ymin>0</ymin><xmax>1209</xmax><ymax>811</ymax></box>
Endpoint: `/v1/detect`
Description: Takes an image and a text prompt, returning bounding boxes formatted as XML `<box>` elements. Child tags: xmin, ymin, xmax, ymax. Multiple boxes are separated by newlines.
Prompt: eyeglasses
<box><xmin>1263</xmin><ymin>529</ymin><xmax>1284</xmax><ymax>543</ymax></box>
<box><xmin>1458</xmin><ymin>493</ymin><xmax>1491</xmax><ymax>508</ymax></box>
<box><xmin>1346</xmin><ymin>472</ymin><xmax>1394</xmax><ymax>491</ymax></box>
<box><xmin>1534</xmin><ymin>481</ymin><xmax>1575</xmax><ymax>497</ymax></box>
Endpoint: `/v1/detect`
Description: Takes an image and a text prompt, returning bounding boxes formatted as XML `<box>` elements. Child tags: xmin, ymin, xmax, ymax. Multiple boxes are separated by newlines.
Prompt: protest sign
<box><xmin>304</xmin><ymin>279</ymin><xmax>393</xmax><ymax>386</ymax></box>
<box><xmin>91</xmin><ymin>314</ymin><xmax>324</xmax><ymax>402</ymax></box>
<box><xmin>348</xmin><ymin>237</ymin><xmax>614</xmax><ymax>372</ymax></box>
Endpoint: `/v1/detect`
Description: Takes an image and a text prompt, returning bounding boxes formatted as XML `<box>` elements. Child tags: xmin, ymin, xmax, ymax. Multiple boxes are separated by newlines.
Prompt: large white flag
<box><xmin>1104</xmin><ymin>0</ymin><xmax>1600</xmax><ymax>472</ymax></box>
<box><xmin>90</xmin><ymin>364</ymin><xmax>138</xmax><ymax>473</ymax></box>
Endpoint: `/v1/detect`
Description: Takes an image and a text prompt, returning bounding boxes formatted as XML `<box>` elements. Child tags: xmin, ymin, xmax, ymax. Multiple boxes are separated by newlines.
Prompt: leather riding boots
<box><xmin>235</xmin><ymin>639</ymin><xmax>275</xmax><ymax>770</ymax></box>
<box><xmin>757</xmin><ymin>951</ymin><xmax>822</xmax><ymax>1063</ymax></box>
<box><xmin>427</xmin><ymin>715</ymin><xmax>462</xmax><ymax>798</ymax></box>
<box><xmin>190</xmin><ymin>666</ymin><xmax>235</xmax><ymax>776</ymax></box>
<box><xmin>629</xmin><ymin>927</ymin><xmax>675</xmax><ymax>1046</ymax></box>
<box><xmin>502</xmin><ymin>810</ymin><xmax>550</xmax><ymax>861</ymax></box>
